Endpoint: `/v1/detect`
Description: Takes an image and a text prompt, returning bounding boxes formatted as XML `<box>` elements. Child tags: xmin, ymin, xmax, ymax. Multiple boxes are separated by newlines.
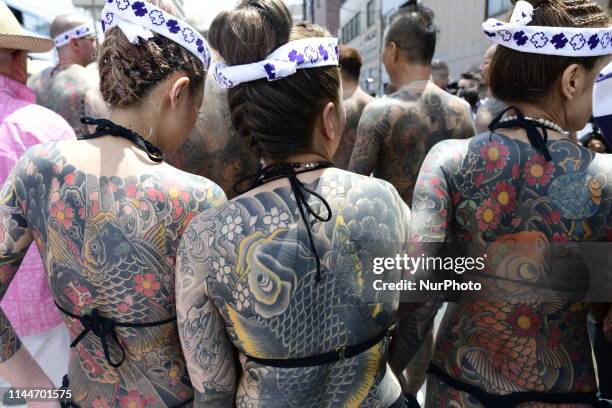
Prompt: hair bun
<box><xmin>208</xmin><ymin>0</ymin><xmax>292</xmax><ymax>66</ymax></box>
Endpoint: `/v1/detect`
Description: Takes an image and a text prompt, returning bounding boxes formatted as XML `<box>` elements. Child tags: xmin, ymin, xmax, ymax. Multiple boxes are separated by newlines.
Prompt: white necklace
<box><xmin>499</xmin><ymin>115</ymin><xmax>567</xmax><ymax>135</ymax></box>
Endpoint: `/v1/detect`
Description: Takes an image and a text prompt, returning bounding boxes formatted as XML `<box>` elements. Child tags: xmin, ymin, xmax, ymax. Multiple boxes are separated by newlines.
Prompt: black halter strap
<box><xmin>489</xmin><ymin>107</ymin><xmax>553</xmax><ymax>161</ymax></box>
<box><xmin>55</xmin><ymin>301</ymin><xmax>175</xmax><ymax>368</ymax></box>
<box><xmin>79</xmin><ymin>117</ymin><xmax>165</xmax><ymax>163</ymax></box>
<box><xmin>234</xmin><ymin>161</ymin><xmax>334</xmax><ymax>283</ymax></box>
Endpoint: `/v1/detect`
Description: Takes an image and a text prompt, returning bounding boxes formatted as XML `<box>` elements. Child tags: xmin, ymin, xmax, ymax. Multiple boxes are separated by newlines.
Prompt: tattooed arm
<box><xmin>0</xmin><ymin>158</ymin><xmax>56</xmax><ymax>389</ymax></box>
<box><xmin>334</xmin><ymin>96</ymin><xmax>372</xmax><ymax>170</ymax></box>
<box><xmin>348</xmin><ymin>102</ymin><xmax>392</xmax><ymax>176</ymax></box>
<box><xmin>387</xmin><ymin>140</ymin><xmax>455</xmax><ymax>392</ymax></box>
<box><xmin>176</xmin><ymin>214</ymin><xmax>237</xmax><ymax>407</ymax></box>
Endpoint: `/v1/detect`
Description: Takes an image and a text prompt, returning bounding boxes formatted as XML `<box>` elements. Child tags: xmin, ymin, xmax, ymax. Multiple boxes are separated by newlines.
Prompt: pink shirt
<box><xmin>0</xmin><ymin>74</ymin><xmax>75</xmax><ymax>337</ymax></box>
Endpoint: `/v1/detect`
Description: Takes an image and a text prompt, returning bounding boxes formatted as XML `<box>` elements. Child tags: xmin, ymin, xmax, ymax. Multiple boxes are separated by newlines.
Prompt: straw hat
<box><xmin>0</xmin><ymin>3</ymin><xmax>53</xmax><ymax>53</ymax></box>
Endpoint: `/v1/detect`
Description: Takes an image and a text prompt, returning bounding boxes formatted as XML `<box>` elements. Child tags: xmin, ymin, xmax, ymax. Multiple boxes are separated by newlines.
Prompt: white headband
<box><xmin>54</xmin><ymin>23</ymin><xmax>96</xmax><ymax>48</ymax></box>
<box><xmin>213</xmin><ymin>37</ymin><xmax>339</xmax><ymax>89</ymax></box>
<box><xmin>483</xmin><ymin>0</ymin><xmax>612</xmax><ymax>57</ymax></box>
<box><xmin>101</xmin><ymin>0</ymin><xmax>211</xmax><ymax>69</ymax></box>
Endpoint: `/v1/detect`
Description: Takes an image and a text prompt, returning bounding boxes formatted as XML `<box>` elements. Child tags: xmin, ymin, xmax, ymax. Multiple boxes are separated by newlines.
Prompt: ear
<box><xmin>321</xmin><ymin>101</ymin><xmax>339</xmax><ymax>141</ymax></box>
<box><xmin>69</xmin><ymin>37</ymin><xmax>80</xmax><ymax>53</ymax></box>
<box><xmin>560</xmin><ymin>63</ymin><xmax>583</xmax><ymax>101</ymax></box>
<box><xmin>168</xmin><ymin>76</ymin><xmax>191</xmax><ymax>109</ymax></box>
<box><xmin>388</xmin><ymin>42</ymin><xmax>399</xmax><ymax>63</ymax></box>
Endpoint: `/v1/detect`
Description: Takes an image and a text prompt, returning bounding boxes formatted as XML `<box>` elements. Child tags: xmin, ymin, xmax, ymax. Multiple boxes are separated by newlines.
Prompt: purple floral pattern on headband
<box><xmin>551</xmin><ymin>33</ymin><xmax>568</xmax><ymax>49</ymax></box>
<box><xmin>588</xmin><ymin>34</ymin><xmax>600</xmax><ymax>50</ymax></box>
<box><xmin>288</xmin><ymin>50</ymin><xmax>305</xmax><ymax>65</ymax></box>
<box><xmin>132</xmin><ymin>1</ymin><xmax>147</xmax><ymax>17</ymax></box>
<box><xmin>264</xmin><ymin>63</ymin><xmax>277</xmax><ymax>80</ymax></box>
<box><xmin>318</xmin><ymin>45</ymin><xmax>329</xmax><ymax>61</ymax></box>
<box><xmin>304</xmin><ymin>46</ymin><xmax>319</xmax><ymax>63</ymax></box>
<box><xmin>149</xmin><ymin>10</ymin><xmax>164</xmax><ymax>26</ymax></box>
<box><xmin>196</xmin><ymin>39</ymin><xmax>205</xmax><ymax>53</ymax></box>
<box><xmin>166</xmin><ymin>19</ymin><xmax>180</xmax><ymax>34</ymax></box>
<box><xmin>182</xmin><ymin>28</ymin><xmax>195</xmax><ymax>44</ymax></box>
<box><xmin>570</xmin><ymin>33</ymin><xmax>586</xmax><ymax>51</ymax></box>
<box><xmin>116</xmin><ymin>0</ymin><xmax>129</xmax><ymax>11</ymax></box>
<box><xmin>530</xmin><ymin>32</ymin><xmax>548</xmax><ymax>49</ymax></box>
<box><xmin>513</xmin><ymin>31</ymin><xmax>528</xmax><ymax>46</ymax></box>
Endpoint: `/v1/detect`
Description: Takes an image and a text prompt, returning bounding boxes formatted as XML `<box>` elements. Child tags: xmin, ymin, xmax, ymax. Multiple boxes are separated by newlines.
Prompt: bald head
<box><xmin>51</xmin><ymin>14</ymin><xmax>98</xmax><ymax>67</ymax></box>
<box><xmin>50</xmin><ymin>14</ymin><xmax>91</xmax><ymax>40</ymax></box>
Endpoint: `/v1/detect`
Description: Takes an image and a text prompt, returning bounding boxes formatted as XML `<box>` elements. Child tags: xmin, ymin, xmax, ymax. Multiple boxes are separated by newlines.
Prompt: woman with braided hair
<box><xmin>0</xmin><ymin>0</ymin><xmax>225</xmax><ymax>406</ymax></box>
<box><xmin>402</xmin><ymin>0</ymin><xmax>612</xmax><ymax>406</ymax></box>
<box><xmin>175</xmin><ymin>0</ymin><xmax>414</xmax><ymax>406</ymax></box>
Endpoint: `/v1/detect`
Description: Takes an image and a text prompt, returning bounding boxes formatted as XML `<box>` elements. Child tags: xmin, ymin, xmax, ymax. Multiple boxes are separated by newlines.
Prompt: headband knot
<box><xmin>101</xmin><ymin>0</ymin><xmax>211</xmax><ymax>69</ymax></box>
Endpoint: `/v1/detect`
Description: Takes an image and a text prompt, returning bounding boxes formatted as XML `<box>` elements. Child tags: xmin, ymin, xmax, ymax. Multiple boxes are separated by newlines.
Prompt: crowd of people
<box><xmin>0</xmin><ymin>0</ymin><xmax>611</xmax><ymax>407</ymax></box>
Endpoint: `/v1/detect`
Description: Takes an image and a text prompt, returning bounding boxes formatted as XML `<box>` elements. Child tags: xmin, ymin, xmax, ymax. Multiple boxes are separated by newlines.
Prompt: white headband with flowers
<box><xmin>483</xmin><ymin>0</ymin><xmax>612</xmax><ymax>57</ymax></box>
<box><xmin>101</xmin><ymin>0</ymin><xmax>211</xmax><ymax>69</ymax></box>
<box><xmin>213</xmin><ymin>37</ymin><xmax>339</xmax><ymax>89</ymax></box>
<box><xmin>54</xmin><ymin>23</ymin><xmax>96</xmax><ymax>48</ymax></box>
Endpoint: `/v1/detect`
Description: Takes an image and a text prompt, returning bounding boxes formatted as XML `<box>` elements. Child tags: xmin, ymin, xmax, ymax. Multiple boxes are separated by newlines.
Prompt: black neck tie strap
<box><xmin>80</xmin><ymin>117</ymin><xmax>165</xmax><ymax>163</ymax></box>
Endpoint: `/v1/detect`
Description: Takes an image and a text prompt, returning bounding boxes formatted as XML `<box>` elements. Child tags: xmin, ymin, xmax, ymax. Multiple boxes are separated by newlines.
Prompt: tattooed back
<box><xmin>28</xmin><ymin>65</ymin><xmax>108</xmax><ymax>137</ymax></box>
<box><xmin>177</xmin><ymin>169</ymin><xmax>411</xmax><ymax>407</ymax></box>
<box><xmin>410</xmin><ymin>134</ymin><xmax>612</xmax><ymax>406</ymax></box>
<box><xmin>169</xmin><ymin>72</ymin><xmax>260</xmax><ymax>199</ymax></box>
<box><xmin>0</xmin><ymin>138</ymin><xmax>226</xmax><ymax>407</ymax></box>
<box><xmin>349</xmin><ymin>81</ymin><xmax>475</xmax><ymax>205</ymax></box>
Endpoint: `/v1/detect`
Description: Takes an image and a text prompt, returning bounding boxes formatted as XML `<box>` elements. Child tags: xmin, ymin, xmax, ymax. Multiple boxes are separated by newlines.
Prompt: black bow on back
<box><xmin>234</xmin><ymin>162</ymin><xmax>334</xmax><ymax>282</ymax></box>
<box><xmin>489</xmin><ymin>107</ymin><xmax>553</xmax><ymax>161</ymax></box>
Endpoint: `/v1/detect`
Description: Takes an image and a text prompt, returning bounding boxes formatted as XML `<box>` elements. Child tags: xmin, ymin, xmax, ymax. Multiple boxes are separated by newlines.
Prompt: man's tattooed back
<box><xmin>348</xmin><ymin>81</ymin><xmax>475</xmax><ymax>205</ymax></box>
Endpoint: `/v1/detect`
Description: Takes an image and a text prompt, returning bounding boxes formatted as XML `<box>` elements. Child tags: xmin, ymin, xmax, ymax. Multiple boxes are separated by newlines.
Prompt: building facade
<box><xmin>339</xmin><ymin>0</ymin><xmax>383</xmax><ymax>94</ymax></box>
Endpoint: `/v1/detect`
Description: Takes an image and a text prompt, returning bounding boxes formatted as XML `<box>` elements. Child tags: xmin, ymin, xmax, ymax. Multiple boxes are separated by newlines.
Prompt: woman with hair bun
<box><xmin>406</xmin><ymin>0</ymin><xmax>612</xmax><ymax>406</ymax></box>
<box><xmin>0</xmin><ymin>0</ymin><xmax>225</xmax><ymax>406</ymax></box>
<box><xmin>175</xmin><ymin>0</ymin><xmax>412</xmax><ymax>406</ymax></box>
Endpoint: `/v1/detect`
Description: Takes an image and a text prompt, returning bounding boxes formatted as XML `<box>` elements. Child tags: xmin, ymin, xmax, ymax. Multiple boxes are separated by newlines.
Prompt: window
<box><xmin>367</xmin><ymin>0</ymin><xmax>376</xmax><ymax>27</ymax></box>
<box><xmin>342</xmin><ymin>12</ymin><xmax>361</xmax><ymax>43</ymax></box>
<box><xmin>486</xmin><ymin>0</ymin><xmax>511</xmax><ymax>17</ymax></box>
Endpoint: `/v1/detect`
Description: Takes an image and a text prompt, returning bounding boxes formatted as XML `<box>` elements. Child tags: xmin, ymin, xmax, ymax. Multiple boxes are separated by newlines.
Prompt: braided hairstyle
<box><xmin>97</xmin><ymin>0</ymin><xmax>205</xmax><ymax>107</ymax></box>
<box><xmin>208</xmin><ymin>0</ymin><xmax>341</xmax><ymax>161</ymax></box>
<box><xmin>490</xmin><ymin>0</ymin><xmax>610</xmax><ymax>103</ymax></box>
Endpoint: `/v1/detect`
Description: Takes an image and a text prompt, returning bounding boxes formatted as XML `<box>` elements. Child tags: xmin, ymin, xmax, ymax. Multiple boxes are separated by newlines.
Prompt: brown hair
<box><xmin>489</xmin><ymin>0</ymin><xmax>609</xmax><ymax>103</ymax></box>
<box><xmin>208</xmin><ymin>0</ymin><xmax>341</xmax><ymax>161</ymax></box>
<box><xmin>339</xmin><ymin>46</ymin><xmax>362</xmax><ymax>81</ymax></box>
<box><xmin>385</xmin><ymin>5</ymin><xmax>438</xmax><ymax>65</ymax></box>
<box><xmin>97</xmin><ymin>0</ymin><xmax>205</xmax><ymax>107</ymax></box>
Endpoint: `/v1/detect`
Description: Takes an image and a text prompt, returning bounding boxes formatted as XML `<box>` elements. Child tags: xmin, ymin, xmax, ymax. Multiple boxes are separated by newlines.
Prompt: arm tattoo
<box><xmin>176</xmin><ymin>220</ymin><xmax>237</xmax><ymax>406</ymax></box>
<box><xmin>348</xmin><ymin>102</ymin><xmax>393</xmax><ymax>176</ymax></box>
<box><xmin>334</xmin><ymin>96</ymin><xmax>371</xmax><ymax>170</ymax></box>
<box><xmin>0</xmin><ymin>168</ymin><xmax>33</xmax><ymax>362</ymax></box>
